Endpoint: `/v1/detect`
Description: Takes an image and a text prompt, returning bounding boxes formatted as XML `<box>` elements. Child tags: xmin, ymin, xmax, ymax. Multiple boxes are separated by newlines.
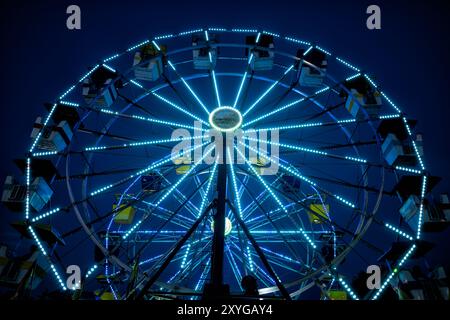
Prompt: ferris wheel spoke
<box><xmin>150</xmin><ymin>40</ymin><xmax>210</xmax><ymax>115</ymax></box>
<box><xmin>253</xmin><ymin>252</ymin><xmax>302</xmax><ymax>275</ymax></box>
<box><xmin>232</xmin><ymin>32</ymin><xmax>262</xmax><ymax>109</ymax></box>
<box><xmin>233</xmin><ymin>173</ymin><xmax>309</xmax><ymax>267</ymax></box>
<box><xmin>227</xmin><ymin>179</ymin><xmax>294</xmax><ymax>299</ymax></box>
<box><xmin>83</xmin><ymin>134</ymin><xmax>204</xmax><ymax>153</ymax></box>
<box><xmin>252</xmin><ymin>113</ymin><xmax>401</xmax><ymax>133</ymax></box>
<box><xmin>242</xmin><ymin>84</ymin><xmax>333</xmax><ymax>128</ymax></box>
<box><xmin>134</xmin><ymin>197</ymin><xmax>214</xmax><ymax>300</ymax></box>
<box><xmin>97</xmin><ymin>106</ymin><xmax>206</xmax><ymax>131</ymax></box>
<box><xmin>228</xmin><ymin>245</ymin><xmax>271</xmax><ymax>288</ymax></box>
<box><xmin>121</xmin><ymin>145</ymin><xmax>215</xmax><ymax>240</ymax></box>
<box><xmin>88</xmin><ymin>141</ymin><xmax>208</xmax><ymax>198</ymax></box>
<box><xmin>239</xmin><ymin>140</ymin><xmax>365</xmax><ymax>210</ymax></box>
<box><xmin>241</xmin><ymin>64</ymin><xmax>295</xmax><ymax>118</ymax></box>
<box><xmin>128</xmin><ymin>78</ymin><xmax>208</xmax><ymax>125</ymax></box>
<box><xmin>225</xmin><ymin>243</ymin><xmax>243</xmax><ymax>290</ymax></box>
<box><xmin>204</xmin><ymin>30</ymin><xmax>222</xmax><ymax>108</ymax></box>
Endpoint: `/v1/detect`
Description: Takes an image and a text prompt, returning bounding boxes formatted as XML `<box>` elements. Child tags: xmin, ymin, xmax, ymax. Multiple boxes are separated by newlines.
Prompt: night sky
<box><xmin>0</xmin><ymin>0</ymin><xmax>449</xmax><ymax>294</ymax></box>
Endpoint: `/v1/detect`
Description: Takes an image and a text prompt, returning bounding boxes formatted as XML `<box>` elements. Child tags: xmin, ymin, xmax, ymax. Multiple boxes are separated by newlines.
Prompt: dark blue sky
<box><xmin>0</xmin><ymin>0</ymin><xmax>449</xmax><ymax>286</ymax></box>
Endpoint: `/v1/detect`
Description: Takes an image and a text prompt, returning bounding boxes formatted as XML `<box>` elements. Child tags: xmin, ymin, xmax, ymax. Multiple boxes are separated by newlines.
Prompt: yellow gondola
<box><xmin>308</xmin><ymin>203</ymin><xmax>330</xmax><ymax>224</ymax></box>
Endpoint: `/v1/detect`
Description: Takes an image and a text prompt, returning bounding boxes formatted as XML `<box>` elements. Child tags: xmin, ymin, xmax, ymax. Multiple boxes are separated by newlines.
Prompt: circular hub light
<box><xmin>209</xmin><ymin>106</ymin><xmax>243</xmax><ymax>132</ymax></box>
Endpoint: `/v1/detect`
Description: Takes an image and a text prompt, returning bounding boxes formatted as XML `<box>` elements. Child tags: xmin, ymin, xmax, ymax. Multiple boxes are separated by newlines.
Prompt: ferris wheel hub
<box><xmin>209</xmin><ymin>106</ymin><xmax>242</xmax><ymax>132</ymax></box>
<box><xmin>211</xmin><ymin>217</ymin><xmax>233</xmax><ymax>236</ymax></box>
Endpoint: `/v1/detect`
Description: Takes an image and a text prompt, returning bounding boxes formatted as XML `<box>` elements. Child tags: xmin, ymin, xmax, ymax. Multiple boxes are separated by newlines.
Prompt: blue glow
<box><xmin>85</xmin><ymin>264</ymin><xmax>98</xmax><ymax>278</ymax></box>
<box><xmin>99</xmin><ymin>108</ymin><xmax>204</xmax><ymax>131</ymax></box>
<box><xmin>243</xmin><ymin>65</ymin><xmax>294</xmax><ymax>117</ymax></box>
<box><xmin>284</xmin><ymin>36</ymin><xmax>311</xmax><ymax>46</ymax></box>
<box><xmin>395</xmin><ymin>166</ymin><xmax>422</xmax><ymax>175</ymax></box>
<box><xmin>31</xmin><ymin>207</ymin><xmax>60</xmax><ymax>223</ymax></box>
<box><xmin>122</xmin><ymin>145</ymin><xmax>214</xmax><ymax>239</ymax></box>
<box><xmin>336</xmin><ymin>57</ymin><xmax>360</xmax><ymax>72</ymax></box>
<box><xmin>371</xmin><ymin>244</ymin><xmax>416</xmax><ymax>300</ymax></box>
<box><xmin>338</xmin><ymin>277</ymin><xmax>359</xmax><ymax>300</ymax></box>
<box><xmin>385</xmin><ymin>223</ymin><xmax>414</xmax><ymax>241</ymax></box>
<box><xmin>50</xmin><ymin>264</ymin><xmax>67</xmax><ymax>291</ymax></box>
<box><xmin>127</xmin><ymin>40</ymin><xmax>150</xmax><ymax>52</ymax></box>
<box><xmin>212</xmin><ymin>70</ymin><xmax>221</xmax><ymax>107</ymax></box>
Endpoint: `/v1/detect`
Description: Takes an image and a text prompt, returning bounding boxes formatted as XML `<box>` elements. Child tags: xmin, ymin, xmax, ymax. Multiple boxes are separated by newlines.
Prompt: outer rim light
<box><xmin>208</xmin><ymin>106</ymin><xmax>243</xmax><ymax>132</ymax></box>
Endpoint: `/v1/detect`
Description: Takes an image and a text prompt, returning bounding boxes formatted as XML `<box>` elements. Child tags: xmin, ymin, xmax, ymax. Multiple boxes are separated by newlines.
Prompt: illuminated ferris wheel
<box><xmin>2</xmin><ymin>26</ymin><xmax>446</xmax><ymax>301</ymax></box>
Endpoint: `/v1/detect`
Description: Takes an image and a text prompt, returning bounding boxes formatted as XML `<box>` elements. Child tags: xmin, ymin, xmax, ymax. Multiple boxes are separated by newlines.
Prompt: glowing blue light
<box><xmin>28</xmin><ymin>226</ymin><xmax>47</xmax><ymax>256</ymax></box>
<box><xmin>380</xmin><ymin>91</ymin><xmax>402</xmax><ymax>113</ymax></box>
<box><xmin>385</xmin><ymin>223</ymin><xmax>414</xmax><ymax>241</ymax></box>
<box><xmin>85</xmin><ymin>264</ymin><xmax>98</xmax><ymax>278</ymax></box>
<box><xmin>102</xmin><ymin>64</ymin><xmax>116</xmax><ymax>73</ymax></box>
<box><xmin>316</xmin><ymin>46</ymin><xmax>331</xmax><ymax>56</ymax></box>
<box><xmin>32</xmin><ymin>151</ymin><xmax>58</xmax><ymax>157</ymax></box>
<box><xmin>122</xmin><ymin>145</ymin><xmax>213</xmax><ymax>239</ymax></box>
<box><xmin>179</xmin><ymin>29</ymin><xmax>203</xmax><ymax>36</ymax></box>
<box><xmin>151</xmin><ymin>92</ymin><xmax>207</xmax><ymax>124</ymax></box>
<box><xmin>227</xmin><ymin>149</ymin><xmax>243</xmax><ymax>218</ymax></box>
<box><xmin>303</xmin><ymin>46</ymin><xmax>313</xmax><ymax>56</ymax></box>
<box><xmin>85</xmin><ymin>135</ymin><xmax>205</xmax><ymax>152</ymax></box>
<box><xmin>246</xmin><ymin>246</ymin><xmax>254</xmax><ymax>272</ymax></box>
<box><xmin>154</xmin><ymin>34</ymin><xmax>174</xmax><ymax>40</ymax></box>
<box><xmin>262</xmin><ymin>30</ymin><xmax>280</xmax><ymax>37</ymax></box>
<box><xmin>284</xmin><ymin>36</ymin><xmax>311</xmax><ymax>46</ymax></box>
<box><xmin>395</xmin><ymin>166</ymin><xmax>422</xmax><ymax>175</ymax></box>
<box><xmin>208</xmin><ymin>27</ymin><xmax>227</xmax><ymax>32</ymax></box>
<box><xmin>59</xmin><ymin>101</ymin><xmax>79</xmax><ymax>107</ymax></box>
<box><xmin>336</xmin><ymin>57</ymin><xmax>360</xmax><ymax>72</ymax></box>
<box><xmin>181</xmin><ymin>244</ymin><xmax>191</xmax><ymax>269</ymax></box>
<box><xmin>31</xmin><ymin>207</ymin><xmax>61</xmax><ymax>223</ymax></box>
<box><xmin>79</xmin><ymin>65</ymin><xmax>100</xmax><ymax>82</ymax></box>
<box><xmin>243</xmin><ymin>65</ymin><xmax>294</xmax><ymax>117</ymax></box>
<box><xmin>334</xmin><ymin>195</ymin><xmax>356</xmax><ymax>208</ymax></box>
<box><xmin>255</xmin><ymin>32</ymin><xmax>261</xmax><ymax>43</ymax></box>
<box><xmin>127</xmin><ymin>40</ymin><xmax>150</xmax><ymax>52</ymax></box>
<box><xmin>345</xmin><ymin>73</ymin><xmax>361</xmax><ymax>81</ymax></box>
<box><xmin>233</xmin><ymin>71</ymin><xmax>248</xmax><ymax>108</ymax></box>
<box><xmin>212</xmin><ymin>70</ymin><xmax>221</xmax><ymax>107</ymax></box>
<box><xmin>103</xmin><ymin>53</ymin><xmax>120</xmax><ymax>62</ymax></box>
<box><xmin>417</xmin><ymin>175</ymin><xmax>427</xmax><ymax>239</ymax></box>
<box><xmin>364</xmin><ymin>74</ymin><xmax>377</xmax><ymax>88</ymax></box>
<box><xmin>379</xmin><ymin>114</ymin><xmax>401</xmax><ymax>119</ymax></box>
<box><xmin>232</xmin><ymin>28</ymin><xmax>258</xmax><ymax>33</ymax></box>
<box><xmin>338</xmin><ymin>277</ymin><xmax>359</xmax><ymax>300</ymax></box>
<box><xmin>50</xmin><ymin>264</ymin><xmax>67</xmax><ymax>291</ymax></box>
<box><xmin>372</xmin><ymin>244</ymin><xmax>416</xmax><ymax>300</ymax></box>
<box><xmin>25</xmin><ymin>158</ymin><xmax>31</xmax><ymax>219</ymax></box>
<box><xmin>198</xmin><ymin>162</ymin><xmax>218</xmax><ymax>218</ymax></box>
<box><xmin>244</xmin><ymin>86</ymin><xmax>330</xmax><ymax>127</ymax></box>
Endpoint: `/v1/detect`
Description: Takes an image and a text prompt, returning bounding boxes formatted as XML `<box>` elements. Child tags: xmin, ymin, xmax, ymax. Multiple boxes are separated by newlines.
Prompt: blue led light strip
<box><xmin>31</xmin><ymin>207</ymin><xmax>61</xmax><ymax>223</ymax></box>
<box><xmin>385</xmin><ymin>223</ymin><xmax>414</xmax><ymax>241</ymax></box>
<box><xmin>371</xmin><ymin>244</ymin><xmax>416</xmax><ymax>300</ymax></box>
<box><xmin>85</xmin><ymin>135</ymin><xmax>206</xmax><ymax>152</ymax></box>
<box><xmin>242</xmin><ymin>65</ymin><xmax>294</xmax><ymax>117</ymax></box>
<box><xmin>338</xmin><ymin>277</ymin><xmax>359</xmax><ymax>300</ymax></box>
<box><xmin>244</xmin><ymin>136</ymin><xmax>367</xmax><ymax>164</ymax></box>
<box><xmin>152</xmin><ymin>39</ymin><xmax>209</xmax><ymax>115</ymax></box>
<box><xmin>234</xmin><ymin>146</ymin><xmax>317</xmax><ymax>249</ymax></box>
<box><xmin>240</xmin><ymin>140</ymin><xmax>357</xmax><ymax>210</ymax></box>
<box><xmin>243</xmin><ymin>86</ymin><xmax>331</xmax><ymax>128</ymax></box>
<box><xmin>122</xmin><ymin>144</ymin><xmax>214</xmax><ymax>239</ymax></box>
<box><xmin>90</xmin><ymin>141</ymin><xmax>208</xmax><ymax>197</ymax></box>
<box><xmin>99</xmin><ymin>108</ymin><xmax>204</xmax><ymax>131</ymax></box>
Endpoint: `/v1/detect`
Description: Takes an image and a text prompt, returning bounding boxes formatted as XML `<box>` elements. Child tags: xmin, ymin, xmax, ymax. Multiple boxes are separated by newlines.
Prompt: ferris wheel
<box><xmin>2</xmin><ymin>26</ymin><xmax>446</xmax><ymax>301</ymax></box>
